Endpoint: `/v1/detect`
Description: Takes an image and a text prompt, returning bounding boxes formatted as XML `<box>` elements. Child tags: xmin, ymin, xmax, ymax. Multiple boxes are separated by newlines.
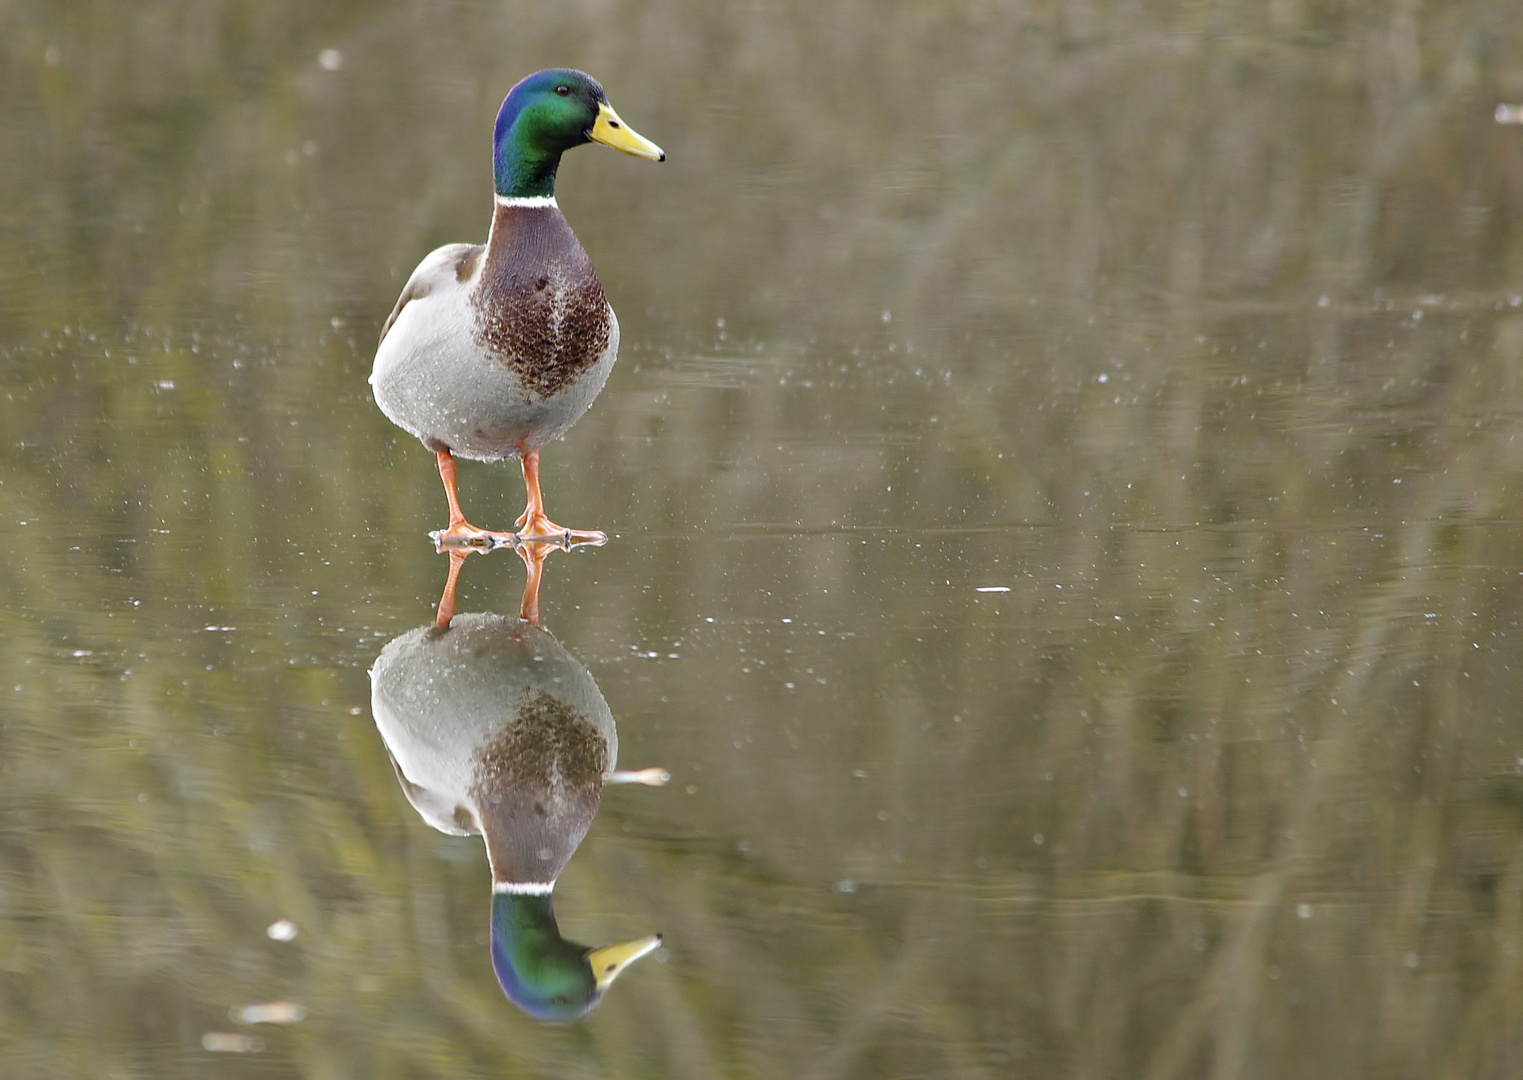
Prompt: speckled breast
<box><xmin>472</xmin><ymin>204</ymin><xmax>613</xmax><ymax>401</ymax></box>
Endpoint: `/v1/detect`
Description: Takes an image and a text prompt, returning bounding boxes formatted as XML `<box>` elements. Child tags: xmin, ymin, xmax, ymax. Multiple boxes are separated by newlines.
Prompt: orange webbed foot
<box><xmin>431</xmin><ymin>447</ymin><xmax>518</xmax><ymax>550</ymax></box>
<box><xmin>514</xmin><ymin>449</ymin><xmax>607</xmax><ymax>547</ymax></box>
<box><xmin>429</xmin><ymin>522</ymin><xmax>519</xmax><ymax>551</ymax></box>
<box><xmin>515</xmin><ymin>512</ymin><xmax>608</xmax><ymax>548</ymax></box>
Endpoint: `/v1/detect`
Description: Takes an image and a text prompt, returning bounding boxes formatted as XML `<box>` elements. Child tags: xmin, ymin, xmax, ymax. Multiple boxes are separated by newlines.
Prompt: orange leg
<box><xmin>430</xmin><ymin>448</ymin><xmax>518</xmax><ymax>550</ymax></box>
<box><xmin>514</xmin><ymin>449</ymin><xmax>607</xmax><ymax>546</ymax></box>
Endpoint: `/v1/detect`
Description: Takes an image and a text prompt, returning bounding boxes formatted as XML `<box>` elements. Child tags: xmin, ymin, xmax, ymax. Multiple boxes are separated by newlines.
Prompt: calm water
<box><xmin>6</xmin><ymin>2</ymin><xmax>1523</xmax><ymax>1077</ymax></box>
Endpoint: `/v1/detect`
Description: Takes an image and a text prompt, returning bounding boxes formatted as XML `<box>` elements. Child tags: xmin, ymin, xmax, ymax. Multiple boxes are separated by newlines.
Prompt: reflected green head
<box><xmin>490</xmin><ymin>890</ymin><xmax>662</xmax><ymax>1021</ymax></box>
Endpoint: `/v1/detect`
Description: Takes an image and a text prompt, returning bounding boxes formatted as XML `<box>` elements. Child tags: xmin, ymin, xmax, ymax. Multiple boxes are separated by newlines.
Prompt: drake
<box><xmin>372</xmin><ymin>68</ymin><xmax>664</xmax><ymax>548</ymax></box>
<box><xmin>370</xmin><ymin>547</ymin><xmax>668</xmax><ymax>1020</ymax></box>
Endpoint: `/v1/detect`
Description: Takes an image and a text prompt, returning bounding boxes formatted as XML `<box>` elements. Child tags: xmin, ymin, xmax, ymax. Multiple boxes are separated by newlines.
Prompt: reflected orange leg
<box><xmin>434</xmin><ymin>547</ymin><xmax>472</xmax><ymax>628</ymax></box>
<box><xmin>430</xmin><ymin>449</ymin><xmax>518</xmax><ymax>550</ymax></box>
<box><xmin>514</xmin><ymin>450</ymin><xmax>607</xmax><ymax>547</ymax></box>
<box><xmin>513</xmin><ymin>541</ymin><xmax>553</xmax><ymax>626</ymax></box>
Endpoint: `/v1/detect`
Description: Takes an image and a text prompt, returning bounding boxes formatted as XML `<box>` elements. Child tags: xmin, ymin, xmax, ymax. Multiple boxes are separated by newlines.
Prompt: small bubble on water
<box><xmin>203</xmin><ymin>1033</ymin><xmax>263</xmax><ymax>1053</ymax></box>
<box><xmin>232</xmin><ymin>1002</ymin><xmax>307</xmax><ymax>1025</ymax></box>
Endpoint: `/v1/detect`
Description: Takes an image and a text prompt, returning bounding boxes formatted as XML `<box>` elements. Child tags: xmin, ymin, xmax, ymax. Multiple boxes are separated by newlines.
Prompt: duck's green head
<box><xmin>492</xmin><ymin>68</ymin><xmax>664</xmax><ymax>199</ymax></box>
<box><xmin>490</xmin><ymin>889</ymin><xmax>662</xmax><ymax>1021</ymax></box>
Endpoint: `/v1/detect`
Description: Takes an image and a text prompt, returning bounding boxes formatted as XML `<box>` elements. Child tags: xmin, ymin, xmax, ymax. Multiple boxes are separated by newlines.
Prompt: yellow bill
<box><xmin>590</xmin><ymin>102</ymin><xmax>665</xmax><ymax>161</ymax></box>
<box><xmin>587</xmin><ymin>933</ymin><xmax>664</xmax><ymax>990</ymax></box>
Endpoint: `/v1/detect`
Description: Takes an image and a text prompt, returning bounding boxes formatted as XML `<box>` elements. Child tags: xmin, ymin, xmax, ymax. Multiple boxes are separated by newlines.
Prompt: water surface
<box><xmin>5</xmin><ymin>2</ymin><xmax>1523</xmax><ymax>1077</ymax></box>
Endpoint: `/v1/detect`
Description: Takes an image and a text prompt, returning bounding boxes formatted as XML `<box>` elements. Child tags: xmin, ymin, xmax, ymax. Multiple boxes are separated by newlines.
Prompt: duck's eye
<box><xmin>555</xmin><ymin>85</ymin><xmax>570</xmax><ymax>96</ymax></box>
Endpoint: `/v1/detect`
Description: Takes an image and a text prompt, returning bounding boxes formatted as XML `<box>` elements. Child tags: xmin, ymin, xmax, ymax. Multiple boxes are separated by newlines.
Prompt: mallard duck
<box><xmin>370</xmin><ymin>587</ymin><xmax>668</xmax><ymax>1020</ymax></box>
<box><xmin>372</xmin><ymin>69</ymin><xmax>664</xmax><ymax>548</ymax></box>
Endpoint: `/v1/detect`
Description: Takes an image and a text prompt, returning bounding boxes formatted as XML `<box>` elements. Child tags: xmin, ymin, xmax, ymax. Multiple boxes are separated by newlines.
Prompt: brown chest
<box><xmin>471</xmin><ymin>205</ymin><xmax>613</xmax><ymax>399</ymax></box>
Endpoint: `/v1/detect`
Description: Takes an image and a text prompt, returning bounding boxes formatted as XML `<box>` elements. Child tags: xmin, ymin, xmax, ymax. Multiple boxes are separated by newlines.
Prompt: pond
<box><xmin>5</xmin><ymin>2</ymin><xmax>1523</xmax><ymax>1077</ymax></box>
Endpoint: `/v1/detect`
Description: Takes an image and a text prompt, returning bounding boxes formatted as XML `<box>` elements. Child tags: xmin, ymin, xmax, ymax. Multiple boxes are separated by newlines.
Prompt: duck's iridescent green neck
<box><xmin>493</xmin><ymin>132</ymin><xmax>563</xmax><ymax>200</ymax></box>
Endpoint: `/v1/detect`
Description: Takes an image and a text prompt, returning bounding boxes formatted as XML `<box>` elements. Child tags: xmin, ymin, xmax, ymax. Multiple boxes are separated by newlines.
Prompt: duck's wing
<box><xmin>378</xmin><ymin>242</ymin><xmax>486</xmax><ymax>346</ymax></box>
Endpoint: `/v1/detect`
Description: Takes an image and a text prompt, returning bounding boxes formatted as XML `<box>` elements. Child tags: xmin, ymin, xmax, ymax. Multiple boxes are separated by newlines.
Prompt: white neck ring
<box><xmin>494</xmin><ymin>195</ymin><xmax>558</xmax><ymax>209</ymax></box>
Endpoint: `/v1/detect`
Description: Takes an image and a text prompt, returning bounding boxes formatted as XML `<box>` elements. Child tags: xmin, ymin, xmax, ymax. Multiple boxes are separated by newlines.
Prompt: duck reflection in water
<box><xmin>370</xmin><ymin>542</ymin><xmax>668</xmax><ymax>1020</ymax></box>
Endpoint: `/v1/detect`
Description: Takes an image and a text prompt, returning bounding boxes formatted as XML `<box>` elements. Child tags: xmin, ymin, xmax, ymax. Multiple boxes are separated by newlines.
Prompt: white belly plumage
<box><xmin>370</xmin><ymin>263</ymin><xmax>619</xmax><ymax>462</ymax></box>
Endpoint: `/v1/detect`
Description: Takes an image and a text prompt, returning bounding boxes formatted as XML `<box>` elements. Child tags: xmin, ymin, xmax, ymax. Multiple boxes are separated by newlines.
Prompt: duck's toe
<box><xmin>430</xmin><ymin>522</ymin><xmax>520</xmax><ymax>552</ymax></box>
<box><xmin>516</xmin><ymin>511</ymin><xmax>607</xmax><ymax>548</ymax></box>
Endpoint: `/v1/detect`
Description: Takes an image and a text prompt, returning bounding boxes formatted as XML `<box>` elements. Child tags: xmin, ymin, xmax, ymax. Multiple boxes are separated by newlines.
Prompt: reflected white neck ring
<box><xmin>494</xmin><ymin>881</ymin><xmax>555</xmax><ymax>895</ymax></box>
